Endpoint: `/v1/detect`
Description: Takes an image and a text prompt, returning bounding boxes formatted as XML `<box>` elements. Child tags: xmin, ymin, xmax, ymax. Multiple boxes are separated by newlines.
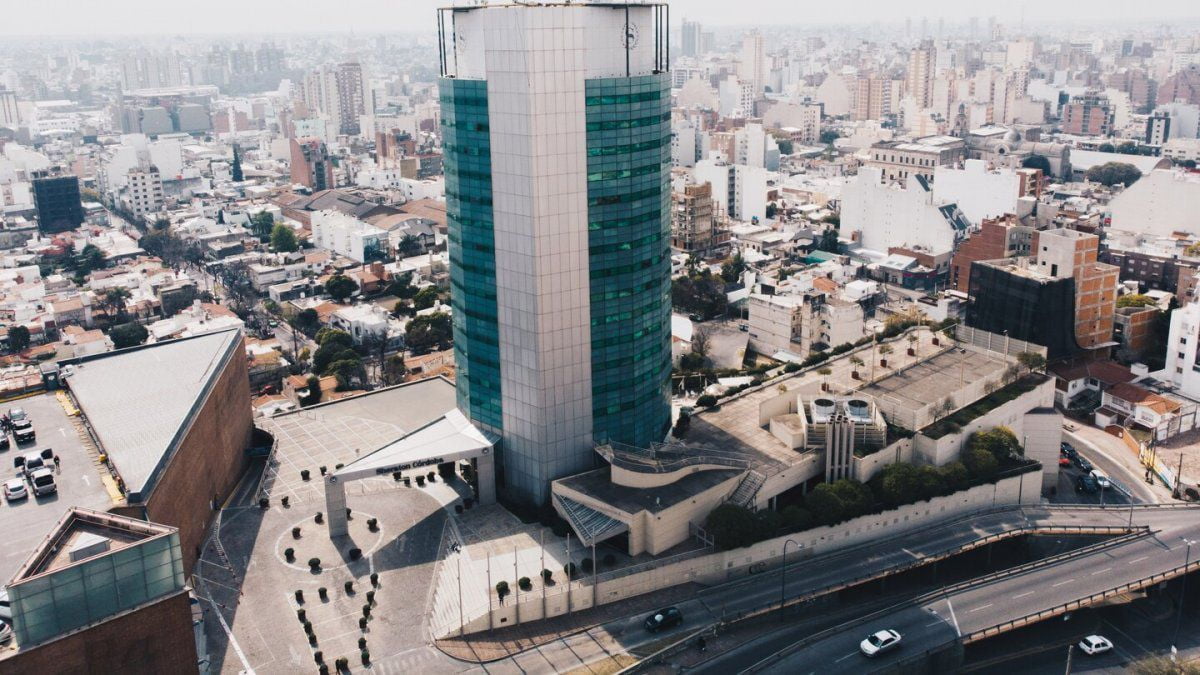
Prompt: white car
<box><xmin>860</xmin><ymin>629</ymin><xmax>902</xmax><ymax>657</ymax></box>
<box><xmin>0</xmin><ymin>618</ymin><xmax>12</xmax><ymax>644</ymax></box>
<box><xmin>29</xmin><ymin>468</ymin><xmax>56</xmax><ymax>497</ymax></box>
<box><xmin>1078</xmin><ymin>635</ymin><xmax>1113</xmax><ymax>655</ymax></box>
<box><xmin>1090</xmin><ymin>470</ymin><xmax>1112</xmax><ymax>490</ymax></box>
<box><xmin>2</xmin><ymin>479</ymin><xmax>26</xmax><ymax>501</ymax></box>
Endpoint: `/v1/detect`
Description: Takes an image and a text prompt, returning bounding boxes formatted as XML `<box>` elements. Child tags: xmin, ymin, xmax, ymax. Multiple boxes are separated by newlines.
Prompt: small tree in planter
<box><xmin>878</xmin><ymin>344</ymin><xmax>892</xmax><ymax>367</ymax></box>
<box><xmin>295</xmin><ymin>589</ymin><xmax>305</xmax><ymax>603</ymax></box>
<box><xmin>292</xmin><ymin>526</ymin><xmax>302</xmax><ymax>539</ymax></box>
<box><xmin>359</xmin><ymin>616</ymin><xmax>368</xmax><ymax>630</ymax></box>
<box><xmin>416</xmin><ymin>475</ymin><xmax>425</xmax><ymax>486</ymax></box>
<box><xmin>349</xmin><ymin>548</ymin><xmax>362</xmax><ymax>561</ymax></box>
<box><xmin>345</xmin><ymin>508</ymin><xmax>352</xmax><ymax>520</ymax></box>
<box><xmin>495</xmin><ymin>580</ymin><xmax>510</xmax><ymax>602</ymax></box>
<box><xmin>393</xmin><ymin>471</ymin><xmax>402</xmax><ymax>481</ymax></box>
<box><xmin>345</xmin><ymin>580</ymin><xmax>354</xmax><ymax>594</ymax></box>
<box><xmin>309</xmin><ymin>633</ymin><xmax>318</xmax><ymax>646</ymax></box>
<box><xmin>319</xmin><ymin>663</ymin><xmax>329</xmax><ymax>675</ymax></box>
<box><xmin>315</xmin><ymin>511</ymin><xmax>324</xmax><ymax>524</ymax></box>
<box><xmin>563</xmin><ymin>562</ymin><xmax>577</xmax><ymax>579</ymax></box>
<box><xmin>366</xmin><ymin>590</ymin><xmax>375</xmax><ymax>605</ymax></box>
<box><xmin>314</xmin><ymin>650</ymin><xmax>323</xmax><ymax>664</ymax></box>
<box><xmin>404</xmin><ymin>477</ymin><xmax>412</xmax><ymax>487</ymax></box>
<box><xmin>297</xmin><ymin>608</ymin><xmax>307</xmax><ymax>622</ymax></box>
<box><xmin>849</xmin><ymin>355</ymin><xmax>864</xmax><ymax>380</ymax></box>
<box><xmin>318</xmin><ymin>587</ymin><xmax>328</xmax><ymax>600</ymax></box>
<box><xmin>362</xmin><ymin>604</ymin><xmax>371</xmax><ymax>618</ymax></box>
<box><xmin>427</xmin><ymin>471</ymin><xmax>436</xmax><ymax>482</ymax></box>
<box><xmin>367</xmin><ymin>518</ymin><xmax>379</xmax><ymax>532</ymax></box>
<box><xmin>541</xmin><ymin>568</ymin><xmax>553</xmax><ymax>583</ymax></box>
<box><xmin>817</xmin><ymin>367</ymin><xmax>833</xmax><ymax>392</ymax></box>
<box><xmin>906</xmin><ymin>333</ymin><xmax>918</xmax><ymax>356</ymax></box>
<box><xmin>259</xmin><ymin>497</ymin><xmax>269</xmax><ymax>509</ymax></box>
<box><xmin>361</xmin><ymin>649</ymin><xmax>371</xmax><ymax>666</ymax></box>
<box><xmin>320</xmin><ymin>466</ymin><xmax>328</xmax><ymax>476</ymax></box>
<box><xmin>284</xmin><ymin>547</ymin><xmax>295</xmax><ymax>562</ymax></box>
<box><xmin>370</xmin><ymin>572</ymin><xmax>379</xmax><ymax>587</ymax></box>
<box><xmin>335</xmin><ymin>657</ymin><xmax>349</xmax><ymax>671</ymax></box>
<box><xmin>301</xmin><ymin>469</ymin><xmax>310</xmax><ymax>481</ymax></box>
<box><xmin>303</xmin><ymin>620</ymin><xmax>313</xmax><ymax>635</ymax></box>
<box><xmin>358</xmin><ymin>636</ymin><xmax>367</xmax><ymax>650</ymax></box>
<box><xmin>309</xmin><ymin>558</ymin><xmax>321</xmax><ymax>571</ymax></box>
<box><xmin>281</xmin><ymin>495</ymin><xmax>289</xmax><ymax>507</ymax></box>
<box><xmin>518</xmin><ymin>576</ymin><xmax>532</xmax><ymax>591</ymax></box>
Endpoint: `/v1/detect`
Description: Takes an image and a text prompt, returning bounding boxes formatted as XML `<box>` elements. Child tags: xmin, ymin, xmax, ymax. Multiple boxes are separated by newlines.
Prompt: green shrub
<box><xmin>541</xmin><ymin>568</ymin><xmax>553</xmax><ymax>582</ymax></box>
<box><xmin>518</xmin><ymin>576</ymin><xmax>532</xmax><ymax>591</ymax></box>
<box><xmin>495</xmin><ymin>580</ymin><xmax>510</xmax><ymax>600</ymax></box>
<box><xmin>309</xmin><ymin>558</ymin><xmax>321</xmax><ymax>570</ymax></box>
<box><xmin>696</xmin><ymin>394</ymin><xmax>718</xmax><ymax>407</ymax></box>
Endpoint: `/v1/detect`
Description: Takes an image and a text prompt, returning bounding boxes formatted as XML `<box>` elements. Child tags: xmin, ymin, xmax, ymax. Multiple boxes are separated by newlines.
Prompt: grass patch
<box><xmin>923</xmin><ymin>374</ymin><xmax>1046</xmax><ymax>439</ymax></box>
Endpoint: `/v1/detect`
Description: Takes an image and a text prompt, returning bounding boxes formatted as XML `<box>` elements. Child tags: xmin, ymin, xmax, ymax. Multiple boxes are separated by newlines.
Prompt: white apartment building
<box><xmin>1163</xmin><ymin>138</ymin><xmax>1200</xmax><ymax>163</ymax></box>
<box><xmin>1158</xmin><ymin>300</ymin><xmax>1200</xmax><ymax>400</ymax></box>
<box><xmin>931</xmin><ymin>160</ymin><xmax>1025</xmax><ymax>225</ymax></box>
<box><xmin>748</xmin><ymin>292</ymin><xmax>864</xmax><ymax>358</ymax></box>
<box><xmin>841</xmin><ymin>167</ymin><xmax>968</xmax><ymax>256</ymax></box>
<box><xmin>734</xmin><ymin>123</ymin><xmax>780</xmax><ymax>170</ymax></box>
<box><xmin>126</xmin><ymin>166</ymin><xmax>164</xmax><ymax>220</ymax></box>
<box><xmin>671</xmin><ymin>119</ymin><xmax>702</xmax><ymax>168</ymax></box>
<box><xmin>694</xmin><ymin>159</ymin><xmax>770</xmax><ymax>223</ymax></box>
<box><xmin>311</xmin><ymin>210</ymin><xmax>386</xmax><ymax>263</ymax></box>
<box><xmin>1108</xmin><ymin>169</ymin><xmax>1200</xmax><ymax>238</ymax></box>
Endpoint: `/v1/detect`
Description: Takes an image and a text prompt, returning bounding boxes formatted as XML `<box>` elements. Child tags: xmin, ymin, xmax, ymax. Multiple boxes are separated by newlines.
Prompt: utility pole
<box><xmin>1064</xmin><ymin>643</ymin><xmax>1073</xmax><ymax>674</ymax></box>
<box><xmin>780</xmin><ymin>539</ymin><xmax>801</xmax><ymax>620</ymax></box>
<box><xmin>1173</xmin><ymin>538</ymin><xmax>1196</xmax><ymax>657</ymax></box>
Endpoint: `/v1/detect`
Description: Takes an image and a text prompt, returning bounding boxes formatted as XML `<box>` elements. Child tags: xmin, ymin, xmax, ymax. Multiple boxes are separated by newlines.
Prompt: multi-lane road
<box><xmin>727</xmin><ymin>504</ymin><xmax>1200</xmax><ymax>673</ymax></box>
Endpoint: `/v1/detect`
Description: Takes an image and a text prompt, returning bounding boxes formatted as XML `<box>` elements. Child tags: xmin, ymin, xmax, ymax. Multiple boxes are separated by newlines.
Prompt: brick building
<box><xmin>1113</xmin><ymin>305</ymin><xmax>1159</xmax><ymax>358</ymax></box>
<box><xmin>949</xmin><ymin>214</ymin><xmax>1035</xmax><ymax>292</ymax></box>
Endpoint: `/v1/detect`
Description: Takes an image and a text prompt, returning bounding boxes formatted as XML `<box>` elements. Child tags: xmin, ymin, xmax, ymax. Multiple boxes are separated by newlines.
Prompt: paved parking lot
<box><xmin>0</xmin><ymin>392</ymin><xmax>113</xmax><ymax>583</ymax></box>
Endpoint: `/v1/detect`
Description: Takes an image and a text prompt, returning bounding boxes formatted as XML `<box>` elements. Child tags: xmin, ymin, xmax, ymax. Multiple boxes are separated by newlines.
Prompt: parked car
<box><xmin>29</xmin><ymin>468</ymin><xmax>56</xmax><ymax>496</ymax></box>
<box><xmin>1074</xmin><ymin>457</ymin><xmax>1093</xmax><ymax>473</ymax></box>
<box><xmin>8</xmin><ymin>408</ymin><xmax>27</xmax><ymax>424</ymax></box>
<box><xmin>1059</xmin><ymin>457</ymin><xmax>1071</xmax><ymax>467</ymax></box>
<box><xmin>0</xmin><ymin>587</ymin><xmax>10</xmax><ymax>621</ymax></box>
<box><xmin>0</xmin><ymin>434</ymin><xmax>8</xmax><ymax>451</ymax></box>
<box><xmin>3</xmin><ymin>479</ymin><xmax>26</xmax><ymax>502</ymax></box>
<box><xmin>0</xmin><ymin>619</ymin><xmax>12</xmax><ymax>645</ymax></box>
<box><xmin>1060</xmin><ymin>443</ymin><xmax>1077</xmax><ymax>460</ymax></box>
<box><xmin>12</xmin><ymin>420</ymin><xmax>35</xmax><ymax>444</ymax></box>
<box><xmin>1090</xmin><ymin>470</ymin><xmax>1112</xmax><ymax>490</ymax></box>
<box><xmin>644</xmin><ymin>607</ymin><xmax>683</xmax><ymax>632</ymax></box>
<box><xmin>20</xmin><ymin>453</ymin><xmax>44</xmax><ymax>478</ymax></box>
<box><xmin>1077</xmin><ymin>635</ymin><xmax>1113</xmax><ymax>655</ymax></box>
<box><xmin>860</xmin><ymin>629</ymin><xmax>903</xmax><ymax>657</ymax></box>
<box><xmin>1076</xmin><ymin>474</ymin><xmax>1100</xmax><ymax>494</ymax></box>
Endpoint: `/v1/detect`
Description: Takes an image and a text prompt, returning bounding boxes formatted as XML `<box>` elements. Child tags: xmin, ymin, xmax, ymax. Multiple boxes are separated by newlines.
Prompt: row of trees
<box><xmin>704</xmin><ymin>427</ymin><xmax>1026</xmax><ymax>550</ymax></box>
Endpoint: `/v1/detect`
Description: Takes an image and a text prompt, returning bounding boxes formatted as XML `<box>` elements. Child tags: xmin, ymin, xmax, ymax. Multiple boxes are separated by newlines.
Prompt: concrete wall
<box><xmin>644</xmin><ymin>474</ymin><xmax>742</xmax><ymax>556</ymax></box>
<box><xmin>0</xmin><ymin>590</ymin><xmax>196</xmax><ymax>675</ymax></box>
<box><xmin>853</xmin><ymin>437</ymin><xmax>916</xmax><ymax>482</ymax></box>
<box><xmin>447</xmin><ymin>468</ymin><xmax>1041</xmax><ymax>637</ymax></box>
<box><xmin>914</xmin><ymin>377</ymin><xmax>1056</xmax><ymax>466</ymax></box>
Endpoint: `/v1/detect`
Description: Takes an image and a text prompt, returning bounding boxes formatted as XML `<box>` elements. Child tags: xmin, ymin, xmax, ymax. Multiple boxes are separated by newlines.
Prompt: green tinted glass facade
<box><xmin>585</xmin><ymin>73</ymin><xmax>673</xmax><ymax>447</ymax></box>
<box><xmin>440</xmin><ymin>78</ymin><xmax>502</xmax><ymax>430</ymax></box>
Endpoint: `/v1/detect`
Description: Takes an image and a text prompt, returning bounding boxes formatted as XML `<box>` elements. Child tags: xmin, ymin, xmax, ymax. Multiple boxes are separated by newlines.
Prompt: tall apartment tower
<box><xmin>439</xmin><ymin>2</ymin><xmax>672</xmax><ymax>505</ymax></box>
<box><xmin>680</xmin><ymin>19</ymin><xmax>702</xmax><ymax>58</ymax></box>
<box><xmin>906</xmin><ymin>40</ymin><xmax>936</xmax><ymax>109</ymax></box>
<box><xmin>301</xmin><ymin>62</ymin><xmax>366</xmax><ymax>136</ymax></box>
<box><xmin>31</xmin><ymin>169</ymin><xmax>84</xmax><ymax>234</ymax></box>
<box><xmin>289</xmin><ymin>137</ymin><xmax>334</xmax><ymax>190</ymax></box>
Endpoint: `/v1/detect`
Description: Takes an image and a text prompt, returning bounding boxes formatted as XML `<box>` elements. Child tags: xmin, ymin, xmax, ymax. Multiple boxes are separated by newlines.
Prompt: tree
<box><xmin>103</xmin><ymin>287</ymin><xmax>132</xmax><ymax>323</ymax></box>
<box><xmin>819</xmin><ymin>129</ymin><xmax>840</xmax><ymax>144</ymax></box>
<box><xmin>312</xmin><ymin>329</ymin><xmax>355</xmax><ymax>374</ymax></box>
<box><xmin>818</xmin><ymin>366</ymin><xmax>833</xmax><ymax>391</ymax></box>
<box><xmin>231</xmin><ymin>145</ymin><xmax>244</xmax><ymax>182</ymax></box>
<box><xmin>328</xmin><ymin>358</ymin><xmax>366</xmax><ymax>391</ymax></box>
<box><xmin>1015</xmin><ymin>351</ymin><xmax>1046</xmax><ymax>374</ymax></box>
<box><xmin>397</xmin><ymin>234</ymin><xmax>423</xmax><ymax>258</ymax></box>
<box><xmin>1098</xmin><ymin>142</ymin><xmax>1116</xmax><ymax>153</ymax></box>
<box><xmin>386</xmin><ymin>273</ymin><xmax>418</xmax><ymax>299</ymax></box>
<box><xmin>968</xmin><ymin>427</ymin><xmax>1023</xmax><ymax>463</ymax></box>
<box><xmin>250</xmin><ymin>211</ymin><xmax>275</xmax><ymax>242</ymax></box>
<box><xmin>878</xmin><ymin>463</ymin><xmax>922</xmax><ymax>508</ymax></box>
<box><xmin>299</xmin><ymin>375</ymin><xmax>323</xmax><ymax>406</ymax></box>
<box><xmin>704</xmin><ymin>503</ymin><xmax>760</xmax><ymax>550</ymax></box>
<box><xmin>672</xmin><ymin>271</ymin><xmax>727</xmax><ymax>319</ymax></box>
<box><xmin>110</xmin><ymin>322</ymin><xmax>148</xmax><ymax>349</ymax></box>
<box><xmin>290</xmin><ymin>309</ymin><xmax>320</xmax><ymax>337</ymax></box>
<box><xmin>413</xmin><ymin>286</ymin><xmax>440</xmax><ymax>310</ymax></box>
<box><xmin>1021</xmin><ymin>154</ymin><xmax>1051</xmax><ymax>174</ymax></box>
<box><xmin>381</xmin><ymin>355</ymin><xmax>408</xmax><ymax>386</ymax></box>
<box><xmin>7</xmin><ymin>325</ymin><xmax>30</xmax><ymax>352</ymax></box>
<box><xmin>720</xmin><ymin>253</ymin><xmax>747</xmax><ymax>284</ymax></box>
<box><xmin>1085</xmin><ymin>162</ymin><xmax>1141</xmax><ymax>187</ymax></box>
<box><xmin>939</xmin><ymin>461</ymin><xmax>970</xmax><ymax>492</ymax></box>
<box><xmin>269</xmin><ymin>224</ymin><xmax>299</xmax><ymax>252</ymax></box>
<box><xmin>1184</xmin><ymin>159</ymin><xmax>1198</xmax><ymax>169</ymax></box>
<box><xmin>1116</xmin><ymin>141</ymin><xmax>1139</xmax><ymax>155</ymax></box>
<box><xmin>774</xmin><ymin>137</ymin><xmax>794</xmax><ymax>155</ymax></box>
<box><xmin>325</xmin><ymin>274</ymin><xmax>359</xmax><ymax>303</ymax></box>
<box><xmin>816</xmin><ymin>228</ymin><xmax>840</xmax><ymax>253</ymax></box>
<box><xmin>963</xmin><ymin>447</ymin><xmax>1000</xmax><ymax>481</ymax></box>
<box><xmin>405</xmin><ymin>312</ymin><xmax>452</xmax><ymax>354</ymax></box>
<box><xmin>780</xmin><ymin>505</ymin><xmax>814</xmax><ymax>531</ymax></box>
<box><xmin>691</xmin><ymin>327</ymin><xmax>711</xmax><ymax>357</ymax></box>
<box><xmin>805</xmin><ymin>483</ymin><xmax>845</xmax><ymax>526</ymax></box>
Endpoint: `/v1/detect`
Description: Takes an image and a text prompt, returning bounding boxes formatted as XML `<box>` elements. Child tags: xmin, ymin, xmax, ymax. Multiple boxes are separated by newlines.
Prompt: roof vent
<box><xmin>68</xmin><ymin>533</ymin><xmax>111</xmax><ymax>562</ymax></box>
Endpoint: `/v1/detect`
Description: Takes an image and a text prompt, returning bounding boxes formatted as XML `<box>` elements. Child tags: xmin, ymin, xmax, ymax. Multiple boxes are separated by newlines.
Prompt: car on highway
<box><xmin>1077</xmin><ymin>635</ymin><xmax>1113</xmax><ymax>655</ymax></box>
<box><xmin>860</xmin><ymin>629</ymin><xmax>902</xmax><ymax>657</ymax></box>
<box><xmin>1090</xmin><ymin>470</ymin><xmax>1112</xmax><ymax>490</ymax></box>
<box><xmin>3</xmin><ymin>478</ymin><xmax>26</xmax><ymax>501</ymax></box>
<box><xmin>644</xmin><ymin>607</ymin><xmax>683</xmax><ymax>632</ymax></box>
<box><xmin>1076</xmin><ymin>474</ymin><xmax>1100</xmax><ymax>494</ymax></box>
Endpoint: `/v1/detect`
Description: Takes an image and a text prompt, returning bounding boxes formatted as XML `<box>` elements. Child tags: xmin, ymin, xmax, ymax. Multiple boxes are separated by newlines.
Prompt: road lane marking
<box><xmin>946</xmin><ymin>599</ymin><xmax>961</xmax><ymax>636</ymax></box>
<box><xmin>1013</xmin><ymin>591</ymin><xmax>1035</xmax><ymax>599</ymax></box>
<box><xmin>969</xmin><ymin>603</ymin><xmax>993</xmax><ymax>613</ymax></box>
<box><xmin>1129</xmin><ymin>556</ymin><xmax>1148</xmax><ymax>565</ymax></box>
<box><xmin>1091</xmin><ymin>567</ymin><xmax>1113</xmax><ymax>575</ymax></box>
<box><xmin>1052</xmin><ymin>579</ymin><xmax>1075</xmax><ymax>587</ymax></box>
<box><xmin>835</xmin><ymin>651</ymin><xmax>858</xmax><ymax>663</ymax></box>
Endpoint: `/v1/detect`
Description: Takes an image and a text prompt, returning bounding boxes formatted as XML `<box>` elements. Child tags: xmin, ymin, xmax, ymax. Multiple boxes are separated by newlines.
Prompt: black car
<box><xmin>644</xmin><ymin>607</ymin><xmax>683</xmax><ymax>632</ymax></box>
<box><xmin>1074</xmin><ymin>457</ymin><xmax>1093</xmax><ymax>473</ymax></box>
<box><xmin>1060</xmin><ymin>443</ymin><xmax>1077</xmax><ymax>460</ymax></box>
<box><xmin>1076</xmin><ymin>474</ymin><xmax>1100</xmax><ymax>494</ymax></box>
<box><xmin>0</xmin><ymin>435</ymin><xmax>8</xmax><ymax>451</ymax></box>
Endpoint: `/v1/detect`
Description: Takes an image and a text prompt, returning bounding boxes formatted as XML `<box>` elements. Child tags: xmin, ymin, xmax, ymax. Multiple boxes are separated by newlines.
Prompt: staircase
<box><xmin>729</xmin><ymin>470</ymin><xmax>766</xmax><ymax>510</ymax></box>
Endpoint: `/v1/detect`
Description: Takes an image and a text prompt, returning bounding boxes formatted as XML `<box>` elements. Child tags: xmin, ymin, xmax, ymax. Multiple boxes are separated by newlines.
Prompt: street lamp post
<box><xmin>780</xmin><ymin>539</ymin><xmax>802</xmax><ymax>620</ymax></box>
<box><xmin>1172</xmin><ymin>538</ymin><xmax>1196</xmax><ymax>658</ymax></box>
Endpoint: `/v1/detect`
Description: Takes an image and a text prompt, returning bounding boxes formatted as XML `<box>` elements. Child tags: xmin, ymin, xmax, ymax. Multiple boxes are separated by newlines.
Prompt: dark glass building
<box><xmin>31</xmin><ymin>170</ymin><xmax>84</xmax><ymax>234</ymax></box>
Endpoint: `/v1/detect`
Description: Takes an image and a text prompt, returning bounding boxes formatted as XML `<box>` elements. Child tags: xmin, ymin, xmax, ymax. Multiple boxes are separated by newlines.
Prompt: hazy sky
<box><xmin>2</xmin><ymin>0</ymin><xmax>1199</xmax><ymax>36</ymax></box>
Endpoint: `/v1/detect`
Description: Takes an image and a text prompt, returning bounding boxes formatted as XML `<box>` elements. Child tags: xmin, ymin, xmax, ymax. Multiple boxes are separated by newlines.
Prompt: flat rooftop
<box><xmin>259</xmin><ymin>376</ymin><xmax>458</xmax><ymax>504</ymax></box>
<box><xmin>13</xmin><ymin>509</ymin><xmax>175</xmax><ymax>581</ymax></box>
<box><xmin>63</xmin><ymin>329</ymin><xmax>244</xmax><ymax>499</ymax></box>
<box><xmin>858</xmin><ymin>347</ymin><xmax>1010</xmax><ymax>416</ymax></box>
<box><xmin>559</xmin><ymin>466</ymin><xmax>742</xmax><ymax>516</ymax></box>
